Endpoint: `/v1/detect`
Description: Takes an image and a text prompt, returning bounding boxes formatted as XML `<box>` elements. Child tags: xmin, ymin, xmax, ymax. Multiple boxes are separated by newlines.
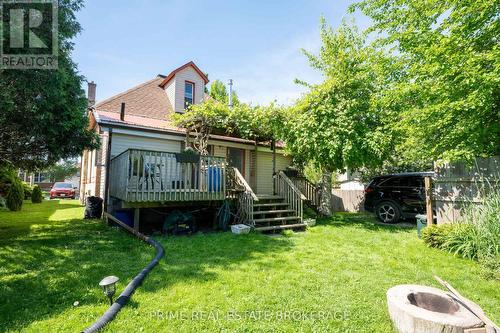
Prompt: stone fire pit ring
<box><xmin>387</xmin><ymin>284</ymin><xmax>483</xmax><ymax>333</ymax></box>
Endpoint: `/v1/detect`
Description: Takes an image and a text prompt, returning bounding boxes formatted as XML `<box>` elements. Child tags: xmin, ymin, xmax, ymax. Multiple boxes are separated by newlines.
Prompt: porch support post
<box><xmin>134</xmin><ymin>208</ymin><xmax>140</xmax><ymax>232</ymax></box>
<box><xmin>272</xmin><ymin>140</ymin><xmax>276</xmax><ymax>195</ymax></box>
<box><xmin>425</xmin><ymin>176</ymin><xmax>433</xmax><ymax>225</ymax></box>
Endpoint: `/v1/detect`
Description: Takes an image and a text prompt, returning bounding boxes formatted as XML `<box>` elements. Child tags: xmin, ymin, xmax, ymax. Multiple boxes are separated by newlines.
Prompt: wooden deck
<box><xmin>109</xmin><ymin>149</ymin><xmax>226</xmax><ymax>202</ymax></box>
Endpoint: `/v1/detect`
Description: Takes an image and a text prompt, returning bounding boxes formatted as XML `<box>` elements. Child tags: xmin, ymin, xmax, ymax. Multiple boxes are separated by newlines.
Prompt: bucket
<box><xmin>416</xmin><ymin>214</ymin><xmax>427</xmax><ymax>238</ymax></box>
<box><xmin>208</xmin><ymin>167</ymin><xmax>222</xmax><ymax>192</ymax></box>
<box><xmin>115</xmin><ymin>210</ymin><xmax>134</xmax><ymax>228</ymax></box>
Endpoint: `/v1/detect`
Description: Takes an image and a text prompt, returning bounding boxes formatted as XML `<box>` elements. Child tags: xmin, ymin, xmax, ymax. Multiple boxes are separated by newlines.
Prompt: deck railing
<box><xmin>289</xmin><ymin>176</ymin><xmax>320</xmax><ymax>207</ymax></box>
<box><xmin>232</xmin><ymin>167</ymin><xmax>258</xmax><ymax>226</ymax></box>
<box><xmin>276</xmin><ymin>171</ymin><xmax>306</xmax><ymax>222</ymax></box>
<box><xmin>109</xmin><ymin>149</ymin><xmax>226</xmax><ymax>202</ymax></box>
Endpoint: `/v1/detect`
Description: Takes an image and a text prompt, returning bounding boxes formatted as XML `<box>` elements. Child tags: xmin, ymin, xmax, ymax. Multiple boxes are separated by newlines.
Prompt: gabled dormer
<box><xmin>159</xmin><ymin>61</ymin><xmax>209</xmax><ymax>113</ymax></box>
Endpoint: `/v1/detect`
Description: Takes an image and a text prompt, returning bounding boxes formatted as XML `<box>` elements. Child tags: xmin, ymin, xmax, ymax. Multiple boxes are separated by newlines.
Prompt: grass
<box><xmin>0</xmin><ymin>201</ymin><xmax>499</xmax><ymax>332</ymax></box>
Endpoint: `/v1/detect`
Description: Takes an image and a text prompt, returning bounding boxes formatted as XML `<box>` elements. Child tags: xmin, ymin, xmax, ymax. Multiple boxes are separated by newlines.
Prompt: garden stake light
<box><xmin>99</xmin><ymin>276</ymin><xmax>119</xmax><ymax>305</ymax></box>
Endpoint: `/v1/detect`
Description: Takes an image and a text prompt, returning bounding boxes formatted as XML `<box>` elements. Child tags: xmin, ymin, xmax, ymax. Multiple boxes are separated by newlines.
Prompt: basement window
<box><xmin>184</xmin><ymin>81</ymin><xmax>194</xmax><ymax>109</ymax></box>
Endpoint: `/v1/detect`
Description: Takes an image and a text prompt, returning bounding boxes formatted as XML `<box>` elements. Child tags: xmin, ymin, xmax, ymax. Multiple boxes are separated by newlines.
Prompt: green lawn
<box><xmin>0</xmin><ymin>201</ymin><xmax>498</xmax><ymax>332</ymax></box>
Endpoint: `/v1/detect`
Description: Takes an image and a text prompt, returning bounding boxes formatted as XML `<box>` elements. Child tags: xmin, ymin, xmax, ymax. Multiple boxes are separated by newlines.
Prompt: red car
<box><xmin>50</xmin><ymin>182</ymin><xmax>76</xmax><ymax>199</ymax></box>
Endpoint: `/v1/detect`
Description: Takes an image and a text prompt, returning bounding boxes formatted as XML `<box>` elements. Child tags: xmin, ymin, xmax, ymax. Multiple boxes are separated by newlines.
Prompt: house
<box><xmin>18</xmin><ymin>170</ymin><xmax>64</xmax><ymax>191</ymax></box>
<box><xmin>336</xmin><ymin>168</ymin><xmax>364</xmax><ymax>190</ymax></box>
<box><xmin>80</xmin><ymin>61</ymin><xmax>308</xmax><ymax>231</ymax></box>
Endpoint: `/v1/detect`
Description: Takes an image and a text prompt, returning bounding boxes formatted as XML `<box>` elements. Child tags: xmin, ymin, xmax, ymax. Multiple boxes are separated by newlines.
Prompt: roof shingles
<box><xmin>94</xmin><ymin>76</ymin><xmax>172</xmax><ymax>121</ymax></box>
<box><xmin>92</xmin><ymin>70</ymin><xmax>282</xmax><ymax>148</ymax></box>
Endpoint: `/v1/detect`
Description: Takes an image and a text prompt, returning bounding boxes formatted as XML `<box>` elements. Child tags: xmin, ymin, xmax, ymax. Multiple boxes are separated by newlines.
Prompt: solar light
<box><xmin>99</xmin><ymin>276</ymin><xmax>119</xmax><ymax>305</ymax></box>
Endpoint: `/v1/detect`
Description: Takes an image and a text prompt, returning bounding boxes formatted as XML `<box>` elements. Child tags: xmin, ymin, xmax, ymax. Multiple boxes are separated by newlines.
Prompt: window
<box><xmin>53</xmin><ymin>182</ymin><xmax>73</xmax><ymax>189</ymax></box>
<box><xmin>34</xmin><ymin>172</ymin><xmax>45</xmax><ymax>183</ymax></box>
<box><xmin>184</xmin><ymin>81</ymin><xmax>194</xmax><ymax>109</ymax></box>
<box><xmin>407</xmin><ymin>176</ymin><xmax>424</xmax><ymax>188</ymax></box>
<box><xmin>379</xmin><ymin>177</ymin><xmax>401</xmax><ymax>187</ymax></box>
<box><xmin>227</xmin><ymin>148</ymin><xmax>245</xmax><ymax>177</ymax></box>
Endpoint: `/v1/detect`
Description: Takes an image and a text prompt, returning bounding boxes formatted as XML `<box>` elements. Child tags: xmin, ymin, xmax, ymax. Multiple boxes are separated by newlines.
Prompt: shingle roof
<box><xmin>94</xmin><ymin>110</ymin><xmax>270</xmax><ymax>146</ymax></box>
<box><xmin>94</xmin><ymin>75</ymin><xmax>172</xmax><ymax>121</ymax></box>
<box><xmin>92</xmin><ymin>70</ymin><xmax>284</xmax><ymax>149</ymax></box>
<box><xmin>159</xmin><ymin>61</ymin><xmax>209</xmax><ymax>87</ymax></box>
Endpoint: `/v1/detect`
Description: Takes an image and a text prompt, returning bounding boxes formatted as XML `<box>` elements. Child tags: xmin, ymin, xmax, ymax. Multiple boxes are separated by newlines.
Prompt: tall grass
<box><xmin>422</xmin><ymin>189</ymin><xmax>500</xmax><ymax>279</ymax></box>
<box><xmin>461</xmin><ymin>190</ymin><xmax>500</xmax><ymax>260</ymax></box>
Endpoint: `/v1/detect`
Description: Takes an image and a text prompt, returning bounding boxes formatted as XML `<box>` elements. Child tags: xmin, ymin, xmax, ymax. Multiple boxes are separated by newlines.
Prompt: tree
<box><xmin>173</xmin><ymin>99</ymin><xmax>232</xmax><ymax>154</ymax></box>
<box><xmin>173</xmin><ymin>100</ymin><xmax>285</xmax><ymax>155</ymax></box>
<box><xmin>282</xmin><ymin>20</ymin><xmax>392</xmax><ymax>215</ymax></box>
<box><xmin>209</xmin><ymin>80</ymin><xmax>240</xmax><ymax>106</ymax></box>
<box><xmin>0</xmin><ymin>0</ymin><xmax>99</xmax><ymax>171</ymax></box>
<box><xmin>352</xmin><ymin>0</ymin><xmax>500</xmax><ymax>162</ymax></box>
<box><xmin>45</xmin><ymin>160</ymin><xmax>79</xmax><ymax>182</ymax></box>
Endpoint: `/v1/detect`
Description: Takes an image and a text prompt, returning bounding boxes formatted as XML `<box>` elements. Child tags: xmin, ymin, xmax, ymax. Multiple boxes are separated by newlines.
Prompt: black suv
<box><xmin>364</xmin><ymin>172</ymin><xmax>434</xmax><ymax>223</ymax></box>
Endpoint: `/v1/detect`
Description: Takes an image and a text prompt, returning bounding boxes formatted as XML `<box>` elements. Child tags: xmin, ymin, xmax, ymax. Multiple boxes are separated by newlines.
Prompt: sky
<box><xmin>73</xmin><ymin>0</ymin><xmax>369</xmax><ymax>105</ymax></box>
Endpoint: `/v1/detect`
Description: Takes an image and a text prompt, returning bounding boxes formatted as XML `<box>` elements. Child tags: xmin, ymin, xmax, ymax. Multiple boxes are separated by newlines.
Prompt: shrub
<box><xmin>464</xmin><ymin>190</ymin><xmax>500</xmax><ymax>261</ymax></box>
<box><xmin>22</xmin><ymin>182</ymin><xmax>33</xmax><ymax>200</ymax></box>
<box><xmin>0</xmin><ymin>166</ymin><xmax>17</xmax><ymax>197</ymax></box>
<box><xmin>422</xmin><ymin>190</ymin><xmax>500</xmax><ymax>278</ymax></box>
<box><xmin>0</xmin><ymin>195</ymin><xmax>7</xmax><ymax>210</ymax></box>
<box><xmin>441</xmin><ymin>223</ymin><xmax>479</xmax><ymax>260</ymax></box>
<box><xmin>31</xmin><ymin>185</ymin><xmax>43</xmax><ymax>203</ymax></box>
<box><xmin>6</xmin><ymin>179</ymin><xmax>24</xmax><ymax>211</ymax></box>
<box><xmin>421</xmin><ymin>224</ymin><xmax>454</xmax><ymax>249</ymax></box>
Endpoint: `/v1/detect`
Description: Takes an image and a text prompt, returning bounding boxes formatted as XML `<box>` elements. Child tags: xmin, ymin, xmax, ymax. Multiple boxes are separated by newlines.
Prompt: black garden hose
<box><xmin>82</xmin><ymin>213</ymin><xmax>165</xmax><ymax>333</ymax></box>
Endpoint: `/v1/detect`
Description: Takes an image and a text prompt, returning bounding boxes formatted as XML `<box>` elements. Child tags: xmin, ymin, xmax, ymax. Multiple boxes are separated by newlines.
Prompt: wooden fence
<box><xmin>331</xmin><ymin>189</ymin><xmax>365</xmax><ymax>213</ymax></box>
<box><xmin>434</xmin><ymin>157</ymin><xmax>499</xmax><ymax>224</ymax></box>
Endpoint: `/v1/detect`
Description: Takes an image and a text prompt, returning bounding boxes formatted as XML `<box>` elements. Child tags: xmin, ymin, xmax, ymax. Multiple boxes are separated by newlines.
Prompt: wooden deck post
<box><xmin>424</xmin><ymin>176</ymin><xmax>433</xmax><ymax>225</ymax></box>
<box><xmin>272</xmin><ymin>140</ymin><xmax>276</xmax><ymax>195</ymax></box>
<box><xmin>134</xmin><ymin>208</ymin><xmax>140</xmax><ymax>232</ymax></box>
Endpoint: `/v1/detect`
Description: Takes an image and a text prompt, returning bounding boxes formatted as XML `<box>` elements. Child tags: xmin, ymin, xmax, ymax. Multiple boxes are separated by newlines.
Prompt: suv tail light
<box><xmin>365</xmin><ymin>187</ymin><xmax>374</xmax><ymax>193</ymax></box>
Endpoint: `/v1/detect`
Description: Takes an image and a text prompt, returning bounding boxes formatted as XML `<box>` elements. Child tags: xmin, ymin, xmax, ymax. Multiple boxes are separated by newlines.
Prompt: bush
<box><xmin>0</xmin><ymin>166</ymin><xmax>17</xmax><ymax>197</ymax></box>
<box><xmin>31</xmin><ymin>185</ymin><xmax>43</xmax><ymax>203</ymax></box>
<box><xmin>422</xmin><ymin>190</ymin><xmax>500</xmax><ymax>279</ymax></box>
<box><xmin>441</xmin><ymin>223</ymin><xmax>479</xmax><ymax>260</ymax></box>
<box><xmin>421</xmin><ymin>224</ymin><xmax>454</xmax><ymax>249</ymax></box>
<box><xmin>22</xmin><ymin>182</ymin><xmax>33</xmax><ymax>200</ymax></box>
<box><xmin>464</xmin><ymin>190</ymin><xmax>500</xmax><ymax>261</ymax></box>
<box><xmin>0</xmin><ymin>195</ymin><xmax>7</xmax><ymax>210</ymax></box>
<box><xmin>6</xmin><ymin>179</ymin><xmax>24</xmax><ymax>211</ymax></box>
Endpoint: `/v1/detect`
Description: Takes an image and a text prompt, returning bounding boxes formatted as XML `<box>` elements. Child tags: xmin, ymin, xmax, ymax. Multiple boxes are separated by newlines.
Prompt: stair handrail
<box><xmin>276</xmin><ymin>171</ymin><xmax>306</xmax><ymax>222</ymax></box>
<box><xmin>278</xmin><ymin>171</ymin><xmax>307</xmax><ymax>200</ymax></box>
<box><xmin>289</xmin><ymin>175</ymin><xmax>320</xmax><ymax>207</ymax></box>
<box><xmin>232</xmin><ymin>167</ymin><xmax>258</xmax><ymax>226</ymax></box>
<box><xmin>233</xmin><ymin>167</ymin><xmax>258</xmax><ymax>201</ymax></box>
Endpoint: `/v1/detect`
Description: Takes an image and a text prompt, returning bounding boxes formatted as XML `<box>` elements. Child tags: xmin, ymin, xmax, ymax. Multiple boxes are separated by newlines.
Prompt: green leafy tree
<box><xmin>0</xmin><ymin>0</ymin><xmax>99</xmax><ymax>171</ymax></box>
<box><xmin>45</xmin><ymin>160</ymin><xmax>79</xmax><ymax>182</ymax></box>
<box><xmin>209</xmin><ymin>80</ymin><xmax>240</xmax><ymax>106</ymax></box>
<box><xmin>282</xmin><ymin>20</ymin><xmax>392</xmax><ymax>215</ymax></box>
<box><xmin>352</xmin><ymin>0</ymin><xmax>500</xmax><ymax>162</ymax></box>
<box><xmin>173</xmin><ymin>99</ymin><xmax>232</xmax><ymax>154</ymax></box>
<box><xmin>173</xmin><ymin>99</ymin><xmax>285</xmax><ymax>153</ymax></box>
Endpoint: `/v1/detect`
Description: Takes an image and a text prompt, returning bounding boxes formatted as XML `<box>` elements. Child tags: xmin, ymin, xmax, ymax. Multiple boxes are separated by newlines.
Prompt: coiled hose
<box><xmin>82</xmin><ymin>213</ymin><xmax>165</xmax><ymax>333</ymax></box>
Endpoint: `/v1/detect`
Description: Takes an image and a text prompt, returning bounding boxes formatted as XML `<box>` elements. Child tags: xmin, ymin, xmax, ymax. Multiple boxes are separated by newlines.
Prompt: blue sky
<box><xmin>74</xmin><ymin>0</ymin><xmax>368</xmax><ymax>105</ymax></box>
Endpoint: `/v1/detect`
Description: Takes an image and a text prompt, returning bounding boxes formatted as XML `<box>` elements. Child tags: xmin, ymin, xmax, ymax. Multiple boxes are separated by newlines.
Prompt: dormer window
<box><xmin>184</xmin><ymin>81</ymin><xmax>194</xmax><ymax>109</ymax></box>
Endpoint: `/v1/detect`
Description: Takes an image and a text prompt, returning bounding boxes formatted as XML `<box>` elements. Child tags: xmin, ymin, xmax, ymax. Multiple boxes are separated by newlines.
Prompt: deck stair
<box><xmin>252</xmin><ymin>194</ymin><xmax>306</xmax><ymax>232</ymax></box>
<box><xmin>232</xmin><ymin>169</ymin><xmax>306</xmax><ymax>232</ymax></box>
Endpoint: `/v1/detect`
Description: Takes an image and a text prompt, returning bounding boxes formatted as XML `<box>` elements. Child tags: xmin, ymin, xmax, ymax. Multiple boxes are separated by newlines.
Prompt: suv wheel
<box><xmin>375</xmin><ymin>201</ymin><xmax>401</xmax><ymax>223</ymax></box>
